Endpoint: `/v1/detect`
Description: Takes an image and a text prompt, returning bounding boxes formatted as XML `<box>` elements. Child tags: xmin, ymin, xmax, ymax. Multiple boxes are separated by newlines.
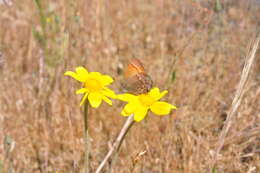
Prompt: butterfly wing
<box><xmin>123</xmin><ymin>58</ymin><xmax>153</xmax><ymax>94</ymax></box>
<box><xmin>124</xmin><ymin>58</ymin><xmax>145</xmax><ymax>78</ymax></box>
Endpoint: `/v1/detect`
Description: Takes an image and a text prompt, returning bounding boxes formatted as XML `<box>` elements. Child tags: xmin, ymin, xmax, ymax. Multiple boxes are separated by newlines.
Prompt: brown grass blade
<box><xmin>211</xmin><ymin>34</ymin><xmax>260</xmax><ymax>170</ymax></box>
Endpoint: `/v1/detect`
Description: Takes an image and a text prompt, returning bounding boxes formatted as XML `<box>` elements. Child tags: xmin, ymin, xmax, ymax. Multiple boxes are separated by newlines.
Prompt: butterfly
<box><xmin>122</xmin><ymin>58</ymin><xmax>153</xmax><ymax>95</ymax></box>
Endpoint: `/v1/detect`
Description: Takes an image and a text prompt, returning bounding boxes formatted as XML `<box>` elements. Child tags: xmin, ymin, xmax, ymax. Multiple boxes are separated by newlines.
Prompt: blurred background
<box><xmin>0</xmin><ymin>0</ymin><xmax>259</xmax><ymax>172</ymax></box>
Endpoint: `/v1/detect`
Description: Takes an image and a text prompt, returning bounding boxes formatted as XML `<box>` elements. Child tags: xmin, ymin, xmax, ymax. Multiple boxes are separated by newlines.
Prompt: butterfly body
<box><xmin>122</xmin><ymin>58</ymin><xmax>153</xmax><ymax>95</ymax></box>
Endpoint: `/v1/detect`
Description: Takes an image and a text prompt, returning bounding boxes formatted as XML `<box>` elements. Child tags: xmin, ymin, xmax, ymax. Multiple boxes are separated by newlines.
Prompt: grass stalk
<box><xmin>83</xmin><ymin>100</ymin><xmax>89</xmax><ymax>173</ymax></box>
<box><xmin>211</xmin><ymin>34</ymin><xmax>260</xmax><ymax>171</ymax></box>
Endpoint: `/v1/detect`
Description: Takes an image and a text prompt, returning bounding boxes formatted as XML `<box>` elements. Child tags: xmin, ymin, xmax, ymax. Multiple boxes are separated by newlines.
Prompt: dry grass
<box><xmin>212</xmin><ymin>34</ymin><xmax>260</xmax><ymax>172</ymax></box>
<box><xmin>0</xmin><ymin>0</ymin><xmax>260</xmax><ymax>172</ymax></box>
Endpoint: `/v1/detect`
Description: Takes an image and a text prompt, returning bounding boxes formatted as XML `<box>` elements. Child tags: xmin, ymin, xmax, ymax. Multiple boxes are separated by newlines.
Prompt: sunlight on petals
<box><xmin>88</xmin><ymin>92</ymin><xmax>103</xmax><ymax>108</ymax></box>
<box><xmin>134</xmin><ymin>106</ymin><xmax>148</xmax><ymax>122</ymax></box>
<box><xmin>64</xmin><ymin>71</ymin><xmax>86</xmax><ymax>82</ymax></box>
<box><xmin>118</xmin><ymin>87</ymin><xmax>177</xmax><ymax>122</ymax></box>
<box><xmin>102</xmin><ymin>95</ymin><xmax>113</xmax><ymax>105</ymax></box>
<box><xmin>76</xmin><ymin>88</ymin><xmax>88</xmax><ymax>94</ymax></box>
<box><xmin>151</xmin><ymin>101</ymin><xmax>176</xmax><ymax>115</ymax></box>
<box><xmin>65</xmin><ymin>67</ymin><xmax>116</xmax><ymax>108</ymax></box>
<box><xmin>80</xmin><ymin>93</ymin><xmax>89</xmax><ymax>106</ymax></box>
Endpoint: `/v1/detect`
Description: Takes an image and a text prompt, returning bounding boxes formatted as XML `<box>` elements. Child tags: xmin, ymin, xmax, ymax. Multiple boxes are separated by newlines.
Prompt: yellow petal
<box><xmin>148</xmin><ymin>87</ymin><xmax>160</xmax><ymax>97</ymax></box>
<box><xmin>148</xmin><ymin>87</ymin><xmax>168</xmax><ymax>101</ymax></box>
<box><xmin>102</xmin><ymin>87</ymin><xmax>116</xmax><ymax>99</ymax></box>
<box><xmin>134</xmin><ymin>106</ymin><xmax>148</xmax><ymax>122</ymax></box>
<box><xmin>88</xmin><ymin>72</ymin><xmax>102</xmax><ymax>79</ymax></box>
<box><xmin>76</xmin><ymin>67</ymin><xmax>89</xmax><ymax>81</ymax></box>
<box><xmin>150</xmin><ymin>101</ymin><xmax>176</xmax><ymax>116</ymax></box>
<box><xmin>88</xmin><ymin>92</ymin><xmax>103</xmax><ymax>108</ymax></box>
<box><xmin>80</xmin><ymin>93</ymin><xmax>89</xmax><ymax>106</ymax></box>
<box><xmin>64</xmin><ymin>71</ymin><xmax>86</xmax><ymax>82</ymax></box>
<box><xmin>102</xmin><ymin>95</ymin><xmax>112</xmax><ymax>105</ymax></box>
<box><xmin>101</xmin><ymin>75</ymin><xmax>114</xmax><ymax>85</ymax></box>
<box><xmin>124</xmin><ymin>102</ymin><xmax>137</xmax><ymax>114</ymax></box>
<box><xmin>75</xmin><ymin>66</ymin><xmax>88</xmax><ymax>76</ymax></box>
<box><xmin>76</xmin><ymin>88</ymin><xmax>89</xmax><ymax>94</ymax></box>
<box><xmin>117</xmin><ymin>93</ymin><xmax>137</xmax><ymax>102</ymax></box>
<box><xmin>159</xmin><ymin>90</ymin><xmax>168</xmax><ymax>99</ymax></box>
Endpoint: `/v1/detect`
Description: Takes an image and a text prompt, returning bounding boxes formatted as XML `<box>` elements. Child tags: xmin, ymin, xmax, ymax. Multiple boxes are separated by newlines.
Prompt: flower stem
<box><xmin>83</xmin><ymin>100</ymin><xmax>89</xmax><ymax>173</ymax></box>
<box><xmin>95</xmin><ymin>114</ymin><xmax>135</xmax><ymax>173</ymax></box>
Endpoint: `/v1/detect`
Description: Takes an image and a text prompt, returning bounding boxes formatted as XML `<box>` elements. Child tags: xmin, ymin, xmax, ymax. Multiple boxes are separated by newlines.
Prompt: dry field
<box><xmin>0</xmin><ymin>0</ymin><xmax>260</xmax><ymax>172</ymax></box>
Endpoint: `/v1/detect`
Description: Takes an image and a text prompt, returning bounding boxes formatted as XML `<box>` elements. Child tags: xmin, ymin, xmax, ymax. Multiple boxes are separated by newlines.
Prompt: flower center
<box><xmin>84</xmin><ymin>78</ymin><xmax>102</xmax><ymax>92</ymax></box>
<box><xmin>138</xmin><ymin>94</ymin><xmax>155</xmax><ymax>107</ymax></box>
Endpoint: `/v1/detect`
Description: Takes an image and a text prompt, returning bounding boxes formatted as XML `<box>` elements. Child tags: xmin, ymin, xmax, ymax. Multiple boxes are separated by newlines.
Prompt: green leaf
<box><xmin>171</xmin><ymin>71</ymin><xmax>176</xmax><ymax>82</ymax></box>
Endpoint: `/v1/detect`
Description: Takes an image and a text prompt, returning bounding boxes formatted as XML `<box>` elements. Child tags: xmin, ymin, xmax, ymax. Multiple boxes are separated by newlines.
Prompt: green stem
<box><xmin>34</xmin><ymin>0</ymin><xmax>47</xmax><ymax>48</ymax></box>
<box><xmin>83</xmin><ymin>100</ymin><xmax>89</xmax><ymax>173</ymax></box>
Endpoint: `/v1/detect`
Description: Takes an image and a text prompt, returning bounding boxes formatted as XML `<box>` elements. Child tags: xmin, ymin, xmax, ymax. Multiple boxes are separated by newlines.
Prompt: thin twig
<box><xmin>211</xmin><ymin>35</ymin><xmax>260</xmax><ymax>170</ymax></box>
<box><xmin>95</xmin><ymin>114</ymin><xmax>135</xmax><ymax>173</ymax></box>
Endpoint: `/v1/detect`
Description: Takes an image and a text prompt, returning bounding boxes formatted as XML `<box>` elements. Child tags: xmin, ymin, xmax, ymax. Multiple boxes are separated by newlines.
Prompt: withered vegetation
<box><xmin>0</xmin><ymin>0</ymin><xmax>259</xmax><ymax>172</ymax></box>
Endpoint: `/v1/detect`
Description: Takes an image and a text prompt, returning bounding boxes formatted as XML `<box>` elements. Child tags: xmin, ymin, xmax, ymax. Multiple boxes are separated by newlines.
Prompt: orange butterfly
<box><xmin>122</xmin><ymin>58</ymin><xmax>153</xmax><ymax>95</ymax></box>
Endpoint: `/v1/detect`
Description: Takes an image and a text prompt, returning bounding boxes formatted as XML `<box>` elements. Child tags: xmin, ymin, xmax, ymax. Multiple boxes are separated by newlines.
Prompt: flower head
<box><xmin>117</xmin><ymin>88</ymin><xmax>177</xmax><ymax>122</ymax></box>
<box><xmin>64</xmin><ymin>66</ymin><xmax>116</xmax><ymax>108</ymax></box>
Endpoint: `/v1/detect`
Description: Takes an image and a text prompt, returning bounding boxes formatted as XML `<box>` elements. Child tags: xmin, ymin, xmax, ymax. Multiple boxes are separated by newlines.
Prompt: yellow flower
<box><xmin>64</xmin><ymin>66</ymin><xmax>116</xmax><ymax>108</ymax></box>
<box><xmin>117</xmin><ymin>88</ymin><xmax>177</xmax><ymax>122</ymax></box>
